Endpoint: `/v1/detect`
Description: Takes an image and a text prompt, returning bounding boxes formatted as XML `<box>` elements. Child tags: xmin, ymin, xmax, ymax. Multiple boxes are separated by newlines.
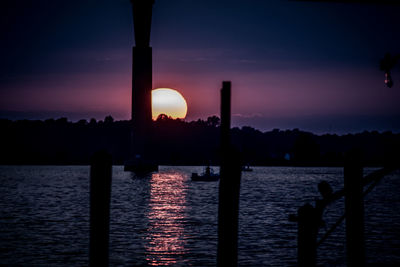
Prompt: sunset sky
<box><xmin>1</xmin><ymin>0</ymin><xmax>399</xmax><ymax>133</ymax></box>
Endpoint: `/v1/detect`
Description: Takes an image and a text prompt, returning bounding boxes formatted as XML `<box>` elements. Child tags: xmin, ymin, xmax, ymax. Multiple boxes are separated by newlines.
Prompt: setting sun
<box><xmin>152</xmin><ymin>88</ymin><xmax>188</xmax><ymax>120</ymax></box>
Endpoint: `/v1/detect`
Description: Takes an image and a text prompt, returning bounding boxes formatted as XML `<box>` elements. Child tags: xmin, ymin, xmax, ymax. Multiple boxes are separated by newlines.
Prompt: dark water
<box><xmin>0</xmin><ymin>166</ymin><xmax>399</xmax><ymax>266</ymax></box>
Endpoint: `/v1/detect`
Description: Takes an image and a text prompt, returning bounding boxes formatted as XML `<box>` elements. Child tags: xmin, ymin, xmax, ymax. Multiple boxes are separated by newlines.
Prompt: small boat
<box><xmin>242</xmin><ymin>165</ymin><xmax>253</xmax><ymax>172</ymax></box>
<box><xmin>191</xmin><ymin>166</ymin><xmax>219</xmax><ymax>181</ymax></box>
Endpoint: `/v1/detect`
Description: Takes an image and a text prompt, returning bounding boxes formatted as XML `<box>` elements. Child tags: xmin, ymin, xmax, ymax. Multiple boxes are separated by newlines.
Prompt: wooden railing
<box><xmin>290</xmin><ymin>152</ymin><xmax>399</xmax><ymax>267</ymax></box>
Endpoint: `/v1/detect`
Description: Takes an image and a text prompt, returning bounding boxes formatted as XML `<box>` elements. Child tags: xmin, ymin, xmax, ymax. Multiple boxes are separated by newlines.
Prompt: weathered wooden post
<box><xmin>90</xmin><ymin>151</ymin><xmax>112</xmax><ymax>267</ymax></box>
<box><xmin>344</xmin><ymin>150</ymin><xmax>365</xmax><ymax>267</ymax></box>
<box><xmin>297</xmin><ymin>203</ymin><xmax>317</xmax><ymax>267</ymax></box>
<box><xmin>217</xmin><ymin>81</ymin><xmax>242</xmax><ymax>267</ymax></box>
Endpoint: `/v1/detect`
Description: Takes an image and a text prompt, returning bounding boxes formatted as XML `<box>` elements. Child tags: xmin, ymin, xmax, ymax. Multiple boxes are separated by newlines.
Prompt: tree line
<box><xmin>1</xmin><ymin>115</ymin><xmax>398</xmax><ymax>166</ymax></box>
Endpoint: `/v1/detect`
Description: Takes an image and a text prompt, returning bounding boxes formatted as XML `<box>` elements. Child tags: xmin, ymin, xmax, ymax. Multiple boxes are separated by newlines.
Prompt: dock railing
<box><xmin>290</xmin><ymin>151</ymin><xmax>399</xmax><ymax>267</ymax></box>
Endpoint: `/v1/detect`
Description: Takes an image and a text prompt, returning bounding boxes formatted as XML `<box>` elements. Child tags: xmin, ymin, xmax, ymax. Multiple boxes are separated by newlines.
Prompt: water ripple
<box><xmin>0</xmin><ymin>166</ymin><xmax>399</xmax><ymax>266</ymax></box>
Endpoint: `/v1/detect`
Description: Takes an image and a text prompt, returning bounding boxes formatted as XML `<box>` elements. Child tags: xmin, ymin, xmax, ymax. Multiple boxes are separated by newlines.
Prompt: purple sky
<box><xmin>1</xmin><ymin>0</ymin><xmax>399</xmax><ymax>133</ymax></box>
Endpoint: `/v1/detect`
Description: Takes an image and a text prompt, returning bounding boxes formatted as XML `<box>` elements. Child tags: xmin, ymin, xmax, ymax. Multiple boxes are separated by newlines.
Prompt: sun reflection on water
<box><xmin>145</xmin><ymin>171</ymin><xmax>188</xmax><ymax>266</ymax></box>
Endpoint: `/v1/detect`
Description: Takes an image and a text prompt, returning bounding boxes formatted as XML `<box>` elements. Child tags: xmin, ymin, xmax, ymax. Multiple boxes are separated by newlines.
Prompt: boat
<box><xmin>191</xmin><ymin>166</ymin><xmax>219</xmax><ymax>181</ymax></box>
<box><xmin>242</xmin><ymin>165</ymin><xmax>253</xmax><ymax>172</ymax></box>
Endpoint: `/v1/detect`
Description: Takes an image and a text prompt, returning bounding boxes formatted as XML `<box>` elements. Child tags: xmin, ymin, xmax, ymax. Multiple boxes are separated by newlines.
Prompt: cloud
<box><xmin>231</xmin><ymin>113</ymin><xmax>400</xmax><ymax>134</ymax></box>
<box><xmin>232</xmin><ymin>113</ymin><xmax>263</xmax><ymax>118</ymax></box>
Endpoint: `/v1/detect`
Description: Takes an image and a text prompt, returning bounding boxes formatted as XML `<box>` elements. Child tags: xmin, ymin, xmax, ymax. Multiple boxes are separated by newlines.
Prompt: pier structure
<box><xmin>124</xmin><ymin>0</ymin><xmax>158</xmax><ymax>173</ymax></box>
<box><xmin>217</xmin><ymin>81</ymin><xmax>242</xmax><ymax>267</ymax></box>
<box><xmin>290</xmin><ymin>153</ymin><xmax>399</xmax><ymax>267</ymax></box>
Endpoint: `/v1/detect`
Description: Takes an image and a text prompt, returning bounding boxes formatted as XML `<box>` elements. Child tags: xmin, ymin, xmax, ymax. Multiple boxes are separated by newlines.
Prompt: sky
<box><xmin>1</xmin><ymin>0</ymin><xmax>399</xmax><ymax>134</ymax></box>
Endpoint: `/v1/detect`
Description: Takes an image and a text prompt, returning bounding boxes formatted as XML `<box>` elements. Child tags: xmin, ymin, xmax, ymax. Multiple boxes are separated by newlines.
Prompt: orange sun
<box><xmin>151</xmin><ymin>88</ymin><xmax>188</xmax><ymax>120</ymax></box>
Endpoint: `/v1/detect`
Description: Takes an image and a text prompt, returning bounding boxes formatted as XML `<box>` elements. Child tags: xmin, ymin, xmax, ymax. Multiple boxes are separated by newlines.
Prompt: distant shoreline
<box><xmin>0</xmin><ymin>163</ymin><xmax>387</xmax><ymax>168</ymax></box>
<box><xmin>2</xmin><ymin>117</ymin><xmax>398</xmax><ymax>168</ymax></box>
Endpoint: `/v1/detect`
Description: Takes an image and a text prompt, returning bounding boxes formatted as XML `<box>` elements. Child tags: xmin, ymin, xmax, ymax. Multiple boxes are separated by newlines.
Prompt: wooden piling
<box><xmin>297</xmin><ymin>203</ymin><xmax>317</xmax><ymax>267</ymax></box>
<box><xmin>344</xmin><ymin>150</ymin><xmax>365</xmax><ymax>267</ymax></box>
<box><xmin>90</xmin><ymin>151</ymin><xmax>112</xmax><ymax>267</ymax></box>
<box><xmin>217</xmin><ymin>81</ymin><xmax>242</xmax><ymax>267</ymax></box>
<box><xmin>220</xmin><ymin>81</ymin><xmax>231</xmax><ymax>153</ymax></box>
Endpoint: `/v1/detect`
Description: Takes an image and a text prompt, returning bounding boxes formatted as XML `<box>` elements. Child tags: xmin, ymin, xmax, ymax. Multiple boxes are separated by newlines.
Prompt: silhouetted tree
<box><xmin>156</xmin><ymin>114</ymin><xmax>172</xmax><ymax>122</ymax></box>
<box><xmin>0</xmin><ymin>118</ymin><xmax>398</xmax><ymax>166</ymax></box>
<box><xmin>206</xmin><ymin>116</ymin><xmax>221</xmax><ymax>127</ymax></box>
<box><xmin>56</xmin><ymin>117</ymin><xmax>68</xmax><ymax>125</ymax></box>
<box><xmin>293</xmin><ymin>133</ymin><xmax>320</xmax><ymax>164</ymax></box>
<box><xmin>77</xmin><ymin>119</ymin><xmax>87</xmax><ymax>126</ymax></box>
<box><xmin>45</xmin><ymin>118</ymin><xmax>55</xmax><ymax>125</ymax></box>
<box><xmin>104</xmin><ymin>115</ymin><xmax>114</xmax><ymax>124</ymax></box>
